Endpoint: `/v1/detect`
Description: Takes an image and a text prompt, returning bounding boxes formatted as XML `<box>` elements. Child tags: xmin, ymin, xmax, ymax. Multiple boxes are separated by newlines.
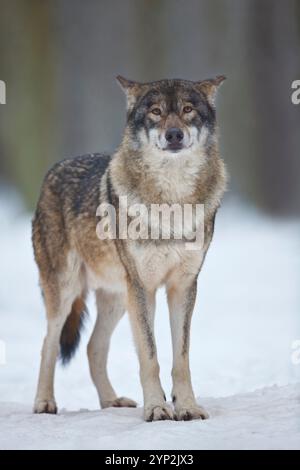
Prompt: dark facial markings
<box><xmin>127</xmin><ymin>81</ymin><xmax>216</xmax><ymax>140</ymax></box>
<box><xmin>127</xmin><ymin>90</ymin><xmax>161</xmax><ymax>136</ymax></box>
<box><xmin>185</xmin><ymin>90</ymin><xmax>216</xmax><ymax>132</ymax></box>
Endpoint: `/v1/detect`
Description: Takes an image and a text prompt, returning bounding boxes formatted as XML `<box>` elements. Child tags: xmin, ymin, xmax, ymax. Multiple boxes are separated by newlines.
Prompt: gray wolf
<box><xmin>32</xmin><ymin>75</ymin><xmax>227</xmax><ymax>421</ymax></box>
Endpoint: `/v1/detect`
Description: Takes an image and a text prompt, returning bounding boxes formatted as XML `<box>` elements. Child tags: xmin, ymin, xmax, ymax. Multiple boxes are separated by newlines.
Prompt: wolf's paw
<box><xmin>34</xmin><ymin>398</ymin><xmax>57</xmax><ymax>414</ymax></box>
<box><xmin>175</xmin><ymin>404</ymin><xmax>209</xmax><ymax>421</ymax></box>
<box><xmin>102</xmin><ymin>397</ymin><xmax>137</xmax><ymax>408</ymax></box>
<box><xmin>144</xmin><ymin>403</ymin><xmax>174</xmax><ymax>422</ymax></box>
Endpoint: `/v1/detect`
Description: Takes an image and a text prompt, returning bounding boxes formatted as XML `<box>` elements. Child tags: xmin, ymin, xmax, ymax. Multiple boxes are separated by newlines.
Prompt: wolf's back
<box><xmin>40</xmin><ymin>153</ymin><xmax>110</xmax><ymax>212</ymax></box>
<box><xmin>32</xmin><ymin>152</ymin><xmax>111</xmax><ymax>269</ymax></box>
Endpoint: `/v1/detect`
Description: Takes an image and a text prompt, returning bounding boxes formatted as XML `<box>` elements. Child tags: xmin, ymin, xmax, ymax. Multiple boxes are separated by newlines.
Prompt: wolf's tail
<box><xmin>59</xmin><ymin>297</ymin><xmax>88</xmax><ymax>365</ymax></box>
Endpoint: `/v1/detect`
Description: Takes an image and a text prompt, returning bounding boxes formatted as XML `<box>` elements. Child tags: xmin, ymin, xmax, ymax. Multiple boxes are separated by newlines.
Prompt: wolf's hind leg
<box><xmin>34</xmin><ymin>285</ymin><xmax>77</xmax><ymax>414</ymax></box>
<box><xmin>34</xmin><ymin>317</ymin><xmax>66</xmax><ymax>414</ymax></box>
<box><xmin>34</xmin><ymin>255</ymin><xmax>84</xmax><ymax>414</ymax></box>
<box><xmin>87</xmin><ymin>289</ymin><xmax>137</xmax><ymax>409</ymax></box>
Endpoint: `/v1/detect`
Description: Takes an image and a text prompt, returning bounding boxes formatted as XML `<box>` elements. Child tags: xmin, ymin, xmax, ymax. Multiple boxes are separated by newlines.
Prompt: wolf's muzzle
<box><xmin>165</xmin><ymin>127</ymin><xmax>184</xmax><ymax>151</ymax></box>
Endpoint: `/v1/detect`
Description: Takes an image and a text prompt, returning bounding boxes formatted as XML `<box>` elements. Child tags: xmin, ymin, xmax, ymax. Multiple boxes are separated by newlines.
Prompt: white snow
<box><xmin>1</xmin><ymin>384</ymin><xmax>299</xmax><ymax>450</ymax></box>
<box><xmin>0</xmin><ymin>192</ymin><xmax>299</xmax><ymax>449</ymax></box>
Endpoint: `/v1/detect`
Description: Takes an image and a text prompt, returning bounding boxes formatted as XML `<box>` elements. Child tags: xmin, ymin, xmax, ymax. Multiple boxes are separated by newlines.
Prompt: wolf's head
<box><xmin>117</xmin><ymin>76</ymin><xmax>225</xmax><ymax>157</ymax></box>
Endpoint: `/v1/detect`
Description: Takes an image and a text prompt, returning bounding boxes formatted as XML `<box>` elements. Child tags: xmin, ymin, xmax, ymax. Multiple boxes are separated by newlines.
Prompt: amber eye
<box><xmin>151</xmin><ymin>107</ymin><xmax>162</xmax><ymax>116</ymax></box>
<box><xmin>183</xmin><ymin>105</ymin><xmax>193</xmax><ymax>113</ymax></box>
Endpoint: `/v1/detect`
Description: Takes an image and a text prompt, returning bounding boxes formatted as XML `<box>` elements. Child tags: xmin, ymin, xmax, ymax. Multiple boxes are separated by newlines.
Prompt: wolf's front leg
<box><xmin>127</xmin><ymin>279</ymin><xmax>174</xmax><ymax>421</ymax></box>
<box><xmin>167</xmin><ymin>273</ymin><xmax>209</xmax><ymax>421</ymax></box>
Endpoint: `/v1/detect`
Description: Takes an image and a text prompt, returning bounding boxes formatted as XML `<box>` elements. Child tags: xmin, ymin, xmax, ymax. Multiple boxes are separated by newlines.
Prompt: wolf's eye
<box><xmin>151</xmin><ymin>107</ymin><xmax>162</xmax><ymax>116</ymax></box>
<box><xmin>183</xmin><ymin>106</ymin><xmax>193</xmax><ymax>114</ymax></box>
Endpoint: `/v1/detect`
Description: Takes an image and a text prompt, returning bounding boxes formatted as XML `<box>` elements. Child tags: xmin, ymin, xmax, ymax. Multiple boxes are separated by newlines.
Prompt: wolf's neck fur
<box><xmin>110</xmin><ymin>139</ymin><xmax>227</xmax><ymax>215</ymax></box>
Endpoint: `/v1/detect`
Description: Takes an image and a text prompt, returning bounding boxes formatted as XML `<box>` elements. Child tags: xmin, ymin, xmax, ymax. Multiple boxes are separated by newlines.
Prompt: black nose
<box><xmin>165</xmin><ymin>127</ymin><xmax>184</xmax><ymax>144</ymax></box>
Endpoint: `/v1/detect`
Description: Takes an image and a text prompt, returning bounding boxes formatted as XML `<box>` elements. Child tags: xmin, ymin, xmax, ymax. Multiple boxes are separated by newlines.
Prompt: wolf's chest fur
<box><xmin>81</xmin><ymin>167</ymin><xmax>205</xmax><ymax>293</ymax></box>
<box><xmin>66</xmin><ymin>150</ymin><xmax>210</xmax><ymax>294</ymax></box>
<box><xmin>83</xmin><ymin>239</ymin><xmax>204</xmax><ymax>295</ymax></box>
<box><xmin>128</xmin><ymin>242</ymin><xmax>204</xmax><ymax>289</ymax></box>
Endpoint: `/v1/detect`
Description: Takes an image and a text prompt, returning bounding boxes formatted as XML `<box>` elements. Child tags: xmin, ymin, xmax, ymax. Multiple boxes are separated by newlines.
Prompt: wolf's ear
<box><xmin>194</xmin><ymin>75</ymin><xmax>226</xmax><ymax>106</ymax></box>
<box><xmin>116</xmin><ymin>75</ymin><xmax>146</xmax><ymax>110</ymax></box>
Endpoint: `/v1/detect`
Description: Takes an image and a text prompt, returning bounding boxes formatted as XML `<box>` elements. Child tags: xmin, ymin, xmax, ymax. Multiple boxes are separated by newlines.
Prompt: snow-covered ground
<box><xmin>1</xmin><ymin>384</ymin><xmax>299</xmax><ymax>450</ymax></box>
<box><xmin>0</xmin><ymin>192</ymin><xmax>299</xmax><ymax>449</ymax></box>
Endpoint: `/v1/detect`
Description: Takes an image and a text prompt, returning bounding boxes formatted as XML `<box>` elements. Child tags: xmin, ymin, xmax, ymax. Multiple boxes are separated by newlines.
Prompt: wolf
<box><xmin>32</xmin><ymin>75</ymin><xmax>227</xmax><ymax>421</ymax></box>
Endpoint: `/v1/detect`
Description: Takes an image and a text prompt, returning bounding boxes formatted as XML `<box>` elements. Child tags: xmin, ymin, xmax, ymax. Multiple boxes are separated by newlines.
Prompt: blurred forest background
<box><xmin>0</xmin><ymin>0</ymin><xmax>299</xmax><ymax>215</ymax></box>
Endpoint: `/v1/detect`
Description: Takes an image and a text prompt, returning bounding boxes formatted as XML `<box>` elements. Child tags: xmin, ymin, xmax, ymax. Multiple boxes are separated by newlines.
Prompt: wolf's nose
<box><xmin>165</xmin><ymin>127</ymin><xmax>184</xmax><ymax>144</ymax></box>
